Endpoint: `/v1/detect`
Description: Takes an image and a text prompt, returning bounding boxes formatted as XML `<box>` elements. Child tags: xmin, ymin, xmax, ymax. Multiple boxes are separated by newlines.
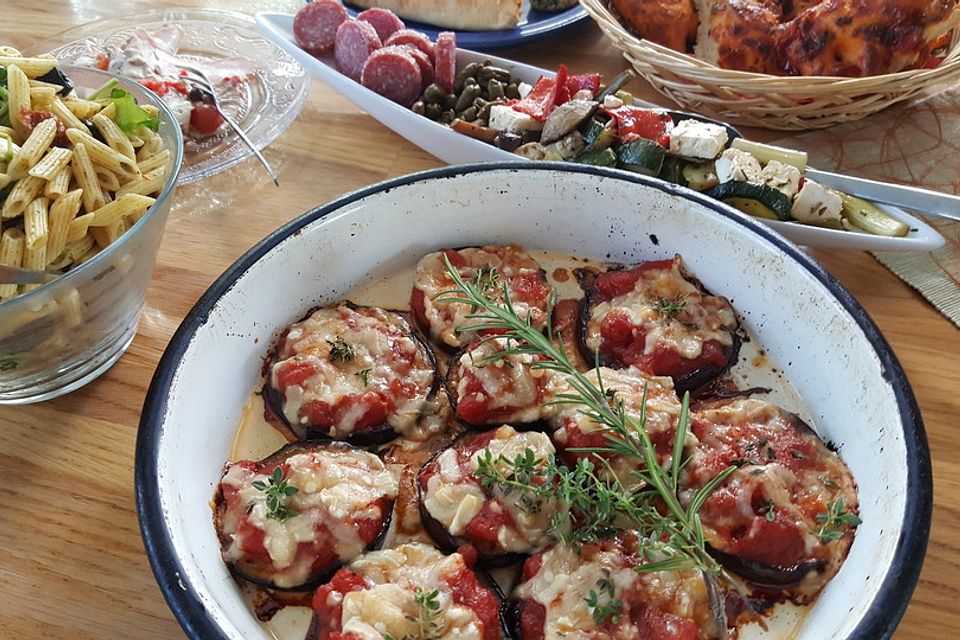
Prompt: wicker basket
<box><xmin>580</xmin><ymin>0</ymin><xmax>960</xmax><ymax>130</ymax></box>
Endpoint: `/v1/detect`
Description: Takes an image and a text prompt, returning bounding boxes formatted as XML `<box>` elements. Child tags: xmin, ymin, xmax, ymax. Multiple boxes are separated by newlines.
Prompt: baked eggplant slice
<box><xmin>507</xmin><ymin>532</ymin><xmax>728</xmax><ymax>639</ymax></box>
<box><xmin>446</xmin><ymin>337</ymin><xmax>565</xmax><ymax>430</ymax></box>
<box><xmin>263</xmin><ymin>302</ymin><xmax>437</xmax><ymax>445</ymax></box>
<box><xmin>679</xmin><ymin>397</ymin><xmax>860</xmax><ymax>601</ymax></box>
<box><xmin>418</xmin><ymin>426</ymin><xmax>558</xmax><ymax>565</ymax></box>
<box><xmin>306</xmin><ymin>543</ymin><xmax>507</xmax><ymax>640</ymax></box>
<box><xmin>550</xmin><ymin>366</ymin><xmax>683</xmax><ymax>482</ymax></box>
<box><xmin>213</xmin><ymin>441</ymin><xmax>398</xmax><ymax>591</ymax></box>
<box><xmin>577</xmin><ymin>255</ymin><xmax>740</xmax><ymax>393</ymax></box>
<box><xmin>411</xmin><ymin>245</ymin><xmax>553</xmax><ymax>351</ymax></box>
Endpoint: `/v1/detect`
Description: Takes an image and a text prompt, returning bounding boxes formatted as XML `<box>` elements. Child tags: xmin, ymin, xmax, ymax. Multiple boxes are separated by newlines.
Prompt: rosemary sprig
<box><xmin>356</xmin><ymin>367</ymin><xmax>372</xmax><ymax>386</ymax></box>
<box><xmin>814</xmin><ymin>498</ymin><xmax>861</xmax><ymax>543</ymax></box>
<box><xmin>327</xmin><ymin>336</ymin><xmax>355</xmax><ymax>362</ymax></box>
<box><xmin>384</xmin><ymin>588</ymin><xmax>447</xmax><ymax>640</ymax></box>
<box><xmin>251</xmin><ymin>467</ymin><xmax>299</xmax><ymax>521</ymax></box>
<box><xmin>436</xmin><ymin>255</ymin><xmax>735</xmax><ymax>575</ymax></box>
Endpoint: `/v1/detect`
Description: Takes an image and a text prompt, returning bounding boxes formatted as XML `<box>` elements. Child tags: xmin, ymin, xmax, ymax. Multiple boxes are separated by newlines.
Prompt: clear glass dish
<box><xmin>0</xmin><ymin>67</ymin><xmax>185</xmax><ymax>404</ymax></box>
<box><xmin>35</xmin><ymin>9</ymin><xmax>310</xmax><ymax>184</ymax></box>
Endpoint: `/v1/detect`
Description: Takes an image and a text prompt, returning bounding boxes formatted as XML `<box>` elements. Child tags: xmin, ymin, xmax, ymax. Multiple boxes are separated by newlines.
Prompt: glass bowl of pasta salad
<box><xmin>0</xmin><ymin>53</ymin><xmax>183</xmax><ymax>403</ymax></box>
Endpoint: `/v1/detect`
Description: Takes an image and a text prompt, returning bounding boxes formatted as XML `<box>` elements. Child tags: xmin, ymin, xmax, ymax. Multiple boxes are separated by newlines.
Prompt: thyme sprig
<box><xmin>585</xmin><ymin>568</ymin><xmax>623</xmax><ymax>626</ymax></box>
<box><xmin>814</xmin><ymin>498</ymin><xmax>861</xmax><ymax>543</ymax></box>
<box><xmin>651</xmin><ymin>294</ymin><xmax>688</xmax><ymax>320</ymax></box>
<box><xmin>384</xmin><ymin>588</ymin><xmax>447</xmax><ymax>640</ymax></box>
<box><xmin>327</xmin><ymin>336</ymin><xmax>355</xmax><ymax>362</ymax></box>
<box><xmin>252</xmin><ymin>467</ymin><xmax>299</xmax><ymax>521</ymax></box>
<box><xmin>436</xmin><ymin>256</ymin><xmax>735</xmax><ymax>576</ymax></box>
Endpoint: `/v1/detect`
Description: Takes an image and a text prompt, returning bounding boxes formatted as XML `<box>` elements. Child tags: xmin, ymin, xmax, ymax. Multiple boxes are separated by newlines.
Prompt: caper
<box><xmin>505</xmin><ymin>82</ymin><xmax>521</xmax><ymax>100</ymax></box>
<box><xmin>423</xmin><ymin>83</ymin><xmax>446</xmax><ymax>104</ymax></box>
<box><xmin>442</xmin><ymin>93</ymin><xmax>457</xmax><ymax>109</ymax></box>
<box><xmin>425</xmin><ymin>102</ymin><xmax>443</xmax><ymax>120</ymax></box>
<box><xmin>454</xmin><ymin>85</ymin><xmax>482</xmax><ymax>113</ymax></box>
<box><xmin>473</xmin><ymin>97</ymin><xmax>488</xmax><ymax>110</ymax></box>
<box><xmin>463</xmin><ymin>76</ymin><xmax>479</xmax><ymax>89</ymax></box>
<box><xmin>477</xmin><ymin>66</ymin><xmax>511</xmax><ymax>85</ymax></box>
<box><xmin>439</xmin><ymin>109</ymin><xmax>455</xmax><ymax>124</ymax></box>
<box><xmin>460</xmin><ymin>106</ymin><xmax>479</xmax><ymax>122</ymax></box>
<box><xmin>487</xmin><ymin>79</ymin><xmax>505</xmax><ymax>100</ymax></box>
<box><xmin>453</xmin><ymin>62</ymin><xmax>481</xmax><ymax>93</ymax></box>
<box><xmin>411</xmin><ymin>101</ymin><xmax>426</xmax><ymax>115</ymax></box>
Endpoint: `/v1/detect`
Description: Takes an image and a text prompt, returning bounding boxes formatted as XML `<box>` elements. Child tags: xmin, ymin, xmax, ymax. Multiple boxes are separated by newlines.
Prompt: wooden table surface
<box><xmin>2</xmin><ymin>1</ymin><xmax>958</xmax><ymax>638</ymax></box>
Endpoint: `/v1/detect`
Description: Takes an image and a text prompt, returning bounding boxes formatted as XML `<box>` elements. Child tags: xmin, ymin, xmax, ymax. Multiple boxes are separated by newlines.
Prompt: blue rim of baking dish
<box><xmin>342</xmin><ymin>3</ymin><xmax>591</xmax><ymax>51</ymax></box>
<box><xmin>136</xmin><ymin>161</ymin><xmax>932</xmax><ymax>640</ymax></box>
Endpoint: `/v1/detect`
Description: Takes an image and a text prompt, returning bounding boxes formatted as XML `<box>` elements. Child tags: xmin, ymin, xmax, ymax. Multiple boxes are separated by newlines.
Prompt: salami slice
<box><xmin>384</xmin><ymin>29</ymin><xmax>435</xmax><ymax>62</ymax></box>
<box><xmin>357</xmin><ymin>8</ymin><xmax>406</xmax><ymax>42</ymax></box>
<box><xmin>293</xmin><ymin>0</ymin><xmax>348</xmax><ymax>53</ymax></box>
<box><xmin>400</xmin><ymin>45</ymin><xmax>435</xmax><ymax>89</ymax></box>
<box><xmin>434</xmin><ymin>31</ymin><xmax>457</xmax><ymax>93</ymax></box>
<box><xmin>361</xmin><ymin>46</ymin><xmax>423</xmax><ymax>107</ymax></box>
<box><xmin>335</xmin><ymin>19</ymin><xmax>382</xmax><ymax>82</ymax></box>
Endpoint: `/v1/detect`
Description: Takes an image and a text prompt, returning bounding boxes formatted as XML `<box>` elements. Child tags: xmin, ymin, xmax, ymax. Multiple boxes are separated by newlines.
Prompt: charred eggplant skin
<box><xmin>262</xmin><ymin>301</ymin><xmax>438</xmax><ymax>447</ymax></box>
<box><xmin>444</xmin><ymin>342</ymin><xmax>551</xmax><ymax>433</ymax></box>
<box><xmin>416</xmin><ymin>434</ymin><xmax>529</xmax><ymax>568</ymax></box>
<box><xmin>213</xmin><ymin>441</ymin><xmax>394</xmax><ymax>591</ymax></box>
<box><xmin>575</xmin><ymin>269</ymin><xmax>741</xmax><ymax>394</ymax></box>
<box><xmin>708</xmin><ymin>547</ymin><xmax>826</xmax><ymax>588</ymax></box>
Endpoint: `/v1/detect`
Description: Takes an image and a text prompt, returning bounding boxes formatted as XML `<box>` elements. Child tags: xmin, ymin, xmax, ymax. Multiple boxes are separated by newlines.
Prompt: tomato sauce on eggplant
<box><xmin>508</xmin><ymin>532</ymin><xmax>726</xmax><ymax>639</ymax></box>
<box><xmin>214</xmin><ymin>441</ymin><xmax>398</xmax><ymax>590</ymax></box>
<box><xmin>418</xmin><ymin>426</ymin><xmax>558</xmax><ymax>564</ymax></box>
<box><xmin>578</xmin><ymin>256</ymin><xmax>740</xmax><ymax>393</ymax></box>
<box><xmin>264</xmin><ymin>302</ymin><xmax>437</xmax><ymax>445</ymax></box>
<box><xmin>411</xmin><ymin>246</ymin><xmax>553</xmax><ymax>351</ymax></box>
<box><xmin>680</xmin><ymin>397</ymin><xmax>860</xmax><ymax>601</ymax></box>
<box><xmin>306</xmin><ymin>543</ymin><xmax>506</xmax><ymax>640</ymax></box>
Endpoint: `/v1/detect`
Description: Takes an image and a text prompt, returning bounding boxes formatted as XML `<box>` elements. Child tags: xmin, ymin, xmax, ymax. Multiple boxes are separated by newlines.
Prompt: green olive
<box><xmin>487</xmin><ymin>79</ymin><xmax>505</xmax><ymax>100</ymax></box>
<box><xmin>477</xmin><ymin>66</ymin><xmax>511</xmax><ymax>85</ymax></box>
<box><xmin>505</xmin><ymin>83</ymin><xmax>521</xmax><ymax>100</ymax></box>
<box><xmin>411</xmin><ymin>101</ymin><xmax>426</xmax><ymax>115</ymax></box>
<box><xmin>454</xmin><ymin>85</ymin><xmax>482</xmax><ymax>113</ymax></box>
<box><xmin>423</xmin><ymin>83</ymin><xmax>446</xmax><ymax>104</ymax></box>
<box><xmin>453</xmin><ymin>62</ymin><xmax>481</xmax><ymax>93</ymax></box>
<box><xmin>439</xmin><ymin>109</ymin><xmax>455</xmax><ymax>124</ymax></box>
<box><xmin>442</xmin><ymin>93</ymin><xmax>457</xmax><ymax>109</ymax></box>
<box><xmin>424</xmin><ymin>102</ymin><xmax>443</xmax><ymax>120</ymax></box>
<box><xmin>460</xmin><ymin>106</ymin><xmax>479</xmax><ymax>122</ymax></box>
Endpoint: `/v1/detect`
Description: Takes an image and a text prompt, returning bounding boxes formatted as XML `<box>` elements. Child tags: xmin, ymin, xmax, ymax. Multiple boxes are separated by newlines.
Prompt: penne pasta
<box><xmin>2</xmin><ymin>175</ymin><xmax>45</xmax><ymax>219</ymax></box>
<box><xmin>60</xmin><ymin>288</ymin><xmax>84</xmax><ymax>328</ymax></box>
<box><xmin>95</xmin><ymin>167</ymin><xmax>121</xmax><ymax>192</ymax></box>
<box><xmin>49</xmin><ymin>97</ymin><xmax>88</xmax><ymax>132</ymax></box>
<box><xmin>6</xmin><ymin>65</ymin><xmax>32</xmax><ymax>137</ymax></box>
<box><xmin>0</xmin><ymin>227</ymin><xmax>26</xmax><ymax>299</ymax></box>
<box><xmin>137</xmin><ymin>149</ymin><xmax>171</xmax><ymax>174</ymax></box>
<box><xmin>62</xmin><ymin>234</ymin><xmax>95</xmax><ymax>264</ymax></box>
<box><xmin>43</xmin><ymin>165</ymin><xmax>72</xmax><ymax>199</ymax></box>
<box><xmin>65</xmin><ymin>128</ymin><xmax>140</xmax><ymax>179</ymax></box>
<box><xmin>23</xmin><ymin>196</ymin><xmax>50</xmax><ymax>250</ymax></box>
<box><xmin>22</xmin><ymin>242</ymin><xmax>46</xmax><ymax>271</ymax></box>
<box><xmin>28</xmin><ymin>85</ymin><xmax>58</xmax><ymax>106</ymax></box>
<box><xmin>62</xmin><ymin>97</ymin><xmax>102</xmax><ymax>120</ymax></box>
<box><xmin>0</xmin><ymin>54</ymin><xmax>57</xmax><ymax>77</ymax></box>
<box><xmin>117</xmin><ymin>166</ymin><xmax>166</xmax><ymax>198</ymax></box>
<box><xmin>71</xmin><ymin>142</ymin><xmax>107</xmax><ymax>213</ymax></box>
<box><xmin>7</xmin><ymin>117</ymin><xmax>57</xmax><ymax>179</ymax></box>
<box><xmin>88</xmin><ymin>193</ymin><xmax>156</xmax><ymax>227</ymax></box>
<box><xmin>92</xmin><ymin>112</ymin><xmax>136</xmax><ymax>160</ymax></box>
<box><xmin>47</xmin><ymin>189</ymin><xmax>83</xmax><ymax>260</ymax></box>
<box><xmin>29</xmin><ymin>146</ymin><xmax>73</xmax><ymax>181</ymax></box>
<box><xmin>89</xmin><ymin>219</ymin><xmax>124</xmax><ymax>249</ymax></box>
<box><xmin>66</xmin><ymin>212</ymin><xmax>95</xmax><ymax>244</ymax></box>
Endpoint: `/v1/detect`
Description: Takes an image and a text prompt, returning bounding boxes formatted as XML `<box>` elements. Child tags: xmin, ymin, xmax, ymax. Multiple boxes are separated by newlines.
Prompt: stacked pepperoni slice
<box><xmin>293</xmin><ymin>0</ymin><xmax>457</xmax><ymax>107</ymax></box>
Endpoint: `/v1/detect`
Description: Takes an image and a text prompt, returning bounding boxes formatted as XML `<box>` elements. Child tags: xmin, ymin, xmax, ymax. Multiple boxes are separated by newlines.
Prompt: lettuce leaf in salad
<box><xmin>107</xmin><ymin>88</ymin><xmax>159</xmax><ymax>133</ymax></box>
<box><xmin>0</xmin><ymin>68</ymin><xmax>9</xmax><ymax>128</ymax></box>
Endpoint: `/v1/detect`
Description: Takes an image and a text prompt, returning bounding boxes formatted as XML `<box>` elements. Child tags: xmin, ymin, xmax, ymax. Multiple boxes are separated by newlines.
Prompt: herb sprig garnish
<box><xmin>384</xmin><ymin>588</ymin><xmax>447</xmax><ymax>640</ymax></box>
<box><xmin>436</xmin><ymin>256</ymin><xmax>735</xmax><ymax>575</ymax></box>
<box><xmin>814</xmin><ymin>498</ymin><xmax>861</xmax><ymax>543</ymax></box>
<box><xmin>252</xmin><ymin>467</ymin><xmax>299</xmax><ymax>521</ymax></box>
<box><xmin>327</xmin><ymin>336</ymin><xmax>355</xmax><ymax>362</ymax></box>
<box><xmin>651</xmin><ymin>294</ymin><xmax>688</xmax><ymax>320</ymax></box>
<box><xmin>585</xmin><ymin>568</ymin><xmax>624</xmax><ymax>626</ymax></box>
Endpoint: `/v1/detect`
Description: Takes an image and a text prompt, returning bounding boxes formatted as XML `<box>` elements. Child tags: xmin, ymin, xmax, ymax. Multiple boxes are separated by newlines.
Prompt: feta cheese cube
<box><xmin>715</xmin><ymin>148</ymin><xmax>762</xmax><ymax>183</ymax></box>
<box><xmin>488</xmin><ymin>105</ymin><xmax>543</xmax><ymax>134</ymax></box>
<box><xmin>759</xmin><ymin>160</ymin><xmax>802</xmax><ymax>198</ymax></box>
<box><xmin>517</xmin><ymin>82</ymin><xmax>533</xmax><ymax>99</ymax></box>
<box><xmin>602</xmin><ymin>94</ymin><xmax>624</xmax><ymax>109</ymax></box>
<box><xmin>791</xmin><ymin>180</ymin><xmax>843</xmax><ymax>223</ymax></box>
<box><xmin>669</xmin><ymin>119</ymin><xmax>729</xmax><ymax>160</ymax></box>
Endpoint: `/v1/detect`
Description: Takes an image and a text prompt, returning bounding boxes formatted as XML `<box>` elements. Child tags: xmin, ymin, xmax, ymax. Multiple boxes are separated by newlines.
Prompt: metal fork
<box><xmin>0</xmin><ymin>264</ymin><xmax>60</xmax><ymax>286</ymax></box>
<box><xmin>176</xmin><ymin>63</ymin><xmax>280</xmax><ymax>187</ymax></box>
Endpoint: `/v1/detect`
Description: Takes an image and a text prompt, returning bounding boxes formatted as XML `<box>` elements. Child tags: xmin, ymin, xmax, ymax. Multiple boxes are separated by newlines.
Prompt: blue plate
<box><xmin>343</xmin><ymin>1</ymin><xmax>589</xmax><ymax>50</ymax></box>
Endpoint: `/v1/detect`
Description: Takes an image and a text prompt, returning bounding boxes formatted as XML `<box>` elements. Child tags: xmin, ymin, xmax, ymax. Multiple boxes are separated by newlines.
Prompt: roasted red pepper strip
<box><xmin>509</xmin><ymin>65</ymin><xmax>570</xmax><ymax>121</ymax></box>
<box><xmin>551</xmin><ymin>64</ymin><xmax>569</xmax><ymax>106</ymax></box>
<box><xmin>566</xmin><ymin>73</ymin><xmax>601</xmax><ymax>98</ymax></box>
<box><xmin>604</xmin><ymin>106</ymin><xmax>674</xmax><ymax>146</ymax></box>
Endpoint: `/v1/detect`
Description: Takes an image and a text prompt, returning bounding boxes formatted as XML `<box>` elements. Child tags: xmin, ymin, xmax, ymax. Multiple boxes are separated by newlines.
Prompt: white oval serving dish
<box><xmin>254</xmin><ymin>11</ymin><xmax>944</xmax><ymax>252</ymax></box>
<box><xmin>137</xmin><ymin>163</ymin><xmax>931</xmax><ymax>640</ymax></box>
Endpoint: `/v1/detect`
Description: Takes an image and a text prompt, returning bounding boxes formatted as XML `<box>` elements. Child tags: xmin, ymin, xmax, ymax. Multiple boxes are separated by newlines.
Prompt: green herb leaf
<box><xmin>650</xmin><ymin>294</ymin><xmax>688</xmax><ymax>320</ymax></box>
<box><xmin>253</xmin><ymin>466</ymin><xmax>299</xmax><ymax>521</ymax></box>
<box><xmin>107</xmin><ymin>87</ymin><xmax>159</xmax><ymax>133</ymax></box>
<box><xmin>356</xmin><ymin>367</ymin><xmax>372</xmax><ymax>386</ymax></box>
<box><xmin>813</xmin><ymin>498</ymin><xmax>860</xmax><ymax>543</ymax></box>
<box><xmin>0</xmin><ymin>86</ymin><xmax>10</xmax><ymax>128</ymax></box>
<box><xmin>585</xmin><ymin>572</ymin><xmax>623</xmax><ymax>626</ymax></box>
<box><xmin>327</xmin><ymin>336</ymin><xmax>355</xmax><ymax>362</ymax></box>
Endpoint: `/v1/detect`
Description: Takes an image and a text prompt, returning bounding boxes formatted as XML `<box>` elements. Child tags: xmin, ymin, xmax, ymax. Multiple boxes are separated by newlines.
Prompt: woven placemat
<box><xmin>773</xmin><ymin>85</ymin><xmax>960</xmax><ymax>328</ymax></box>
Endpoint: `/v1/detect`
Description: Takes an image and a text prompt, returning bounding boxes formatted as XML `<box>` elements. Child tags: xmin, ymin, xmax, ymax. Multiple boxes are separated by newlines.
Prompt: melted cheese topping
<box><xmin>271</xmin><ymin>305</ymin><xmax>434</xmax><ymax>437</ymax></box>
<box><xmin>414</xmin><ymin>246</ymin><xmax>550</xmax><ymax>348</ymax></box>
<box><xmin>585</xmin><ymin>258</ymin><xmax>736</xmax><ymax>359</ymax></box>
<box><xmin>454</xmin><ymin>337</ymin><xmax>566</xmax><ymax>424</ymax></box>
<box><xmin>515</xmin><ymin>540</ymin><xmax>713</xmax><ymax>639</ymax></box>
<box><xmin>341</xmin><ymin>544</ymin><xmax>484</xmax><ymax>640</ymax></box>
<box><xmin>220</xmin><ymin>448</ymin><xmax>399</xmax><ymax>588</ymax></box>
<box><xmin>423</xmin><ymin>426</ymin><xmax>557</xmax><ymax>553</ymax></box>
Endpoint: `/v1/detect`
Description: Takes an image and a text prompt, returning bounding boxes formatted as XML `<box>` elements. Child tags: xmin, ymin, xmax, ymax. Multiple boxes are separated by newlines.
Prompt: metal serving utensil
<box><xmin>175</xmin><ymin>63</ymin><xmax>280</xmax><ymax>187</ymax></box>
<box><xmin>0</xmin><ymin>264</ymin><xmax>60</xmax><ymax>286</ymax></box>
